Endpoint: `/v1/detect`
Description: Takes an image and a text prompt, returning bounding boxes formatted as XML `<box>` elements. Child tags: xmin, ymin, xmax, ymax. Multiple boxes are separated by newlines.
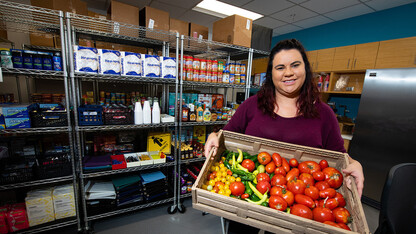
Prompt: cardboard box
<box><xmin>107</xmin><ymin>0</ymin><xmax>139</xmax><ymax>37</ymax></box>
<box><xmin>189</xmin><ymin>23</ymin><xmax>208</xmax><ymax>40</ymax></box>
<box><xmin>30</xmin><ymin>33</ymin><xmax>55</xmax><ymax>47</ymax></box>
<box><xmin>211</xmin><ymin>94</ymin><xmax>224</xmax><ymax>109</ymax></box>
<box><xmin>213</xmin><ymin>14</ymin><xmax>252</xmax><ymax>48</ymax></box>
<box><xmin>139</xmin><ymin>6</ymin><xmax>170</xmax><ymax>40</ymax></box>
<box><xmin>25</xmin><ymin>188</ymin><xmax>55</xmax><ymax>227</ymax></box>
<box><xmin>170</xmin><ymin>18</ymin><xmax>188</xmax><ymax>37</ymax></box>
<box><xmin>31</xmin><ymin>0</ymin><xmax>87</xmax><ymax>14</ymax></box>
<box><xmin>147</xmin><ymin>132</ymin><xmax>171</xmax><ymax>154</ymax></box>
<box><xmin>192</xmin><ymin>130</ymin><xmax>370</xmax><ymax>234</ymax></box>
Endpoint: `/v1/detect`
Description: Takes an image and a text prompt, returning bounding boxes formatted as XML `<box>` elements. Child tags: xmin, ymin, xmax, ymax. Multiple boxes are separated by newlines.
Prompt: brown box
<box><xmin>139</xmin><ymin>6</ymin><xmax>170</xmax><ymax>40</ymax></box>
<box><xmin>189</xmin><ymin>23</ymin><xmax>208</xmax><ymax>40</ymax></box>
<box><xmin>0</xmin><ymin>19</ymin><xmax>7</xmax><ymax>39</ymax></box>
<box><xmin>170</xmin><ymin>18</ymin><xmax>188</xmax><ymax>37</ymax></box>
<box><xmin>30</xmin><ymin>33</ymin><xmax>55</xmax><ymax>47</ymax></box>
<box><xmin>95</xmin><ymin>41</ymin><xmax>113</xmax><ymax>50</ymax></box>
<box><xmin>107</xmin><ymin>0</ymin><xmax>140</xmax><ymax>37</ymax></box>
<box><xmin>213</xmin><ymin>14</ymin><xmax>252</xmax><ymax>47</ymax></box>
<box><xmin>31</xmin><ymin>0</ymin><xmax>87</xmax><ymax>14</ymax></box>
<box><xmin>192</xmin><ymin>130</ymin><xmax>369</xmax><ymax>234</ymax></box>
<box><xmin>88</xmin><ymin>10</ymin><xmax>106</xmax><ymax>20</ymax></box>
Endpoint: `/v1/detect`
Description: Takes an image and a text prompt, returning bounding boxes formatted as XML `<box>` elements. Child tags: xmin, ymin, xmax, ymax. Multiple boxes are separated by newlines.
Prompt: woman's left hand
<box><xmin>342</xmin><ymin>157</ymin><xmax>364</xmax><ymax>198</ymax></box>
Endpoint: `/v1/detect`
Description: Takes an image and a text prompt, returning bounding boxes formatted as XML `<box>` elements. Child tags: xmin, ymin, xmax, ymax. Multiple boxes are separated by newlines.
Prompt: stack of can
<box><xmin>223</xmin><ymin>62</ymin><xmax>246</xmax><ymax>85</ymax></box>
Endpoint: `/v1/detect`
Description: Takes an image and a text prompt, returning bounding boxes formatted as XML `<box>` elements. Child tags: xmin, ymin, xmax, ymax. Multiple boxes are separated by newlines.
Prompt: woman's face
<box><xmin>271</xmin><ymin>49</ymin><xmax>306</xmax><ymax>98</ymax></box>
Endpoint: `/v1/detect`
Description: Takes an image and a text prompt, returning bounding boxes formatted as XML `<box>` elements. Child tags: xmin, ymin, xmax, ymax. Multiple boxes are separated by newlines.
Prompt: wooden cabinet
<box><xmin>316</xmin><ymin>48</ymin><xmax>335</xmax><ymax>72</ymax></box>
<box><xmin>306</xmin><ymin>50</ymin><xmax>318</xmax><ymax>71</ymax></box>
<box><xmin>332</xmin><ymin>42</ymin><xmax>379</xmax><ymax>71</ymax></box>
<box><xmin>326</xmin><ymin>71</ymin><xmax>365</xmax><ymax>94</ymax></box>
<box><xmin>375</xmin><ymin>37</ymin><xmax>416</xmax><ymax>69</ymax></box>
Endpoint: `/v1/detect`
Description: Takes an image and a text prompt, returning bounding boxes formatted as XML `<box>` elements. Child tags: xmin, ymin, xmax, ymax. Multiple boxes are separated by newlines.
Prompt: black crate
<box><xmin>30</xmin><ymin>109</ymin><xmax>68</xmax><ymax>127</ymax></box>
<box><xmin>0</xmin><ymin>157</ymin><xmax>35</xmax><ymax>185</ymax></box>
<box><xmin>35</xmin><ymin>154</ymin><xmax>72</xmax><ymax>179</ymax></box>
<box><xmin>103</xmin><ymin>105</ymin><xmax>133</xmax><ymax>125</ymax></box>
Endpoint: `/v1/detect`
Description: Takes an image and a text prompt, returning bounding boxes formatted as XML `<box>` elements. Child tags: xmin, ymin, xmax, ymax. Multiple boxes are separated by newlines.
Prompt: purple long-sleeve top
<box><xmin>223</xmin><ymin>95</ymin><xmax>346</xmax><ymax>153</ymax></box>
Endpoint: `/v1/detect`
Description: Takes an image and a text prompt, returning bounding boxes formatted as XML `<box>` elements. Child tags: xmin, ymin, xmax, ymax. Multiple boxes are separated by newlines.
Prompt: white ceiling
<box><xmin>83</xmin><ymin>0</ymin><xmax>415</xmax><ymax>37</ymax></box>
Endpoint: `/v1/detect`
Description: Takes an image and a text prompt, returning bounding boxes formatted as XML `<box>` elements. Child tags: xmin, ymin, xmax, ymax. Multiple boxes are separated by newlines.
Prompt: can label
<box><xmin>53</xmin><ymin>56</ymin><xmax>62</xmax><ymax>71</ymax></box>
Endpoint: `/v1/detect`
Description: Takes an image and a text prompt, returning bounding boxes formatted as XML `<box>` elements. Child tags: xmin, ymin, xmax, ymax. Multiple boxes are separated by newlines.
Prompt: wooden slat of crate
<box><xmin>192</xmin><ymin>130</ymin><xmax>369</xmax><ymax>234</ymax></box>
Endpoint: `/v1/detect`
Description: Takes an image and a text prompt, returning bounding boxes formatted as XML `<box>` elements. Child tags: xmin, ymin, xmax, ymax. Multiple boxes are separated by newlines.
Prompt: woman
<box><xmin>205</xmin><ymin>38</ymin><xmax>364</xmax><ymax>196</ymax></box>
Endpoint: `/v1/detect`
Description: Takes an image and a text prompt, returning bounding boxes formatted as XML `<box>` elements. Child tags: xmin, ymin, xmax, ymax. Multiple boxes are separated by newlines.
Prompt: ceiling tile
<box><xmin>364</xmin><ymin>0</ymin><xmax>416</xmax><ymax>11</ymax></box>
<box><xmin>287</xmin><ymin>0</ymin><xmax>309</xmax><ymax>4</ymax></box>
<box><xmin>301</xmin><ymin>0</ymin><xmax>360</xmax><ymax>14</ymax></box>
<box><xmin>156</xmin><ymin>0</ymin><xmax>201</xmax><ymax>9</ymax></box>
<box><xmin>177</xmin><ymin>10</ymin><xmax>221</xmax><ymax>27</ymax></box>
<box><xmin>325</xmin><ymin>3</ymin><xmax>374</xmax><ymax>21</ymax></box>
<box><xmin>121</xmin><ymin>0</ymin><xmax>152</xmax><ymax>8</ymax></box>
<box><xmin>270</xmin><ymin>5</ymin><xmax>318</xmax><ymax>23</ymax></box>
<box><xmin>273</xmin><ymin>24</ymin><xmax>302</xmax><ymax>36</ymax></box>
<box><xmin>292</xmin><ymin>15</ymin><xmax>333</xmax><ymax>28</ymax></box>
<box><xmin>254</xmin><ymin>16</ymin><xmax>287</xmax><ymax>28</ymax></box>
<box><xmin>220</xmin><ymin>0</ymin><xmax>253</xmax><ymax>7</ymax></box>
<box><xmin>150</xmin><ymin>1</ymin><xmax>188</xmax><ymax>19</ymax></box>
<box><xmin>242</xmin><ymin>0</ymin><xmax>294</xmax><ymax>16</ymax></box>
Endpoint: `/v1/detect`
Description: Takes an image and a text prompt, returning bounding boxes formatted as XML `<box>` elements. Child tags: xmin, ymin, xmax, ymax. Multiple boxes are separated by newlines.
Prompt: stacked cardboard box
<box><xmin>213</xmin><ymin>14</ymin><xmax>252</xmax><ymax>48</ymax></box>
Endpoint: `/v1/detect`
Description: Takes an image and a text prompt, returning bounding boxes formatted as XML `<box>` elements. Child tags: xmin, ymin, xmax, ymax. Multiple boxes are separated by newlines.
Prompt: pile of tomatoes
<box><xmin>205</xmin><ymin>150</ymin><xmax>353</xmax><ymax>231</ymax></box>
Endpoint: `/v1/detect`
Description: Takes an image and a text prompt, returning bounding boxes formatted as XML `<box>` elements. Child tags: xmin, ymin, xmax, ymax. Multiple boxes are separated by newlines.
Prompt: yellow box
<box><xmin>53</xmin><ymin>185</ymin><xmax>76</xmax><ymax>220</ymax></box>
<box><xmin>193</xmin><ymin>125</ymin><xmax>206</xmax><ymax>144</ymax></box>
<box><xmin>147</xmin><ymin>132</ymin><xmax>171</xmax><ymax>154</ymax></box>
<box><xmin>25</xmin><ymin>188</ymin><xmax>55</xmax><ymax>227</ymax></box>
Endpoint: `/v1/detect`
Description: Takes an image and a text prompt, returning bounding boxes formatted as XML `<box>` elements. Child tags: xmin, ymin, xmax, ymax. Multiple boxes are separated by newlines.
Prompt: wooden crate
<box><xmin>192</xmin><ymin>130</ymin><xmax>369</xmax><ymax>234</ymax></box>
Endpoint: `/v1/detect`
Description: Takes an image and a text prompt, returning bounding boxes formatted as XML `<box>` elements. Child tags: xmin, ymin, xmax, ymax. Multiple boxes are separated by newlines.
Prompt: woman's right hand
<box><xmin>204</xmin><ymin>132</ymin><xmax>220</xmax><ymax>160</ymax></box>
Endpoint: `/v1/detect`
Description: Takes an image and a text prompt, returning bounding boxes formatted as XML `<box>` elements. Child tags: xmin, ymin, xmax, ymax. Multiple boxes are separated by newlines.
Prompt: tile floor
<box><xmin>55</xmin><ymin>198</ymin><xmax>380</xmax><ymax>233</ymax></box>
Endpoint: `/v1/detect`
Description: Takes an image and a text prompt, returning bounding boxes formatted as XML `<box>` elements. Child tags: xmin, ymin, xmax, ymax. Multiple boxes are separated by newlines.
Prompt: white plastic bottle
<box><xmin>143</xmin><ymin>100</ymin><xmax>151</xmax><ymax>124</ymax></box>
<box><xmin>134</xmin><ymin>102</ymin><xmax>143</xmax><ymax>125</ymax></box>
<box><xmin>152</xmin><ymin>100</ymin><xmax>161</xmax><ymax>124</ymax></box>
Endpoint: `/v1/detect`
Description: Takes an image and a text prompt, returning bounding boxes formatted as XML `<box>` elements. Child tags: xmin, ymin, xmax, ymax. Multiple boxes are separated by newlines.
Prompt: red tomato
<box><xmin>313</xmin><ymin>207</ymin><xmax>335</xmax><ymax>223</ymax></box>
<box><xmin>287</xmin><ymin>178</ymin><xmax>306</xmax><ymax>195</ymax></box>
<box><xmin>241</xmin><ymin>193</ymin><xmax>249</xmax><ymax>199</ymax></box>
<box><xmin>272</xmin><ymin>153</ymin><xmax>282</xmax><ymax>167</ymax></box>
<box><xmin>295</xmin><ymin>194</ymin><xmax>315</xmax><ymax>209</ymax></box>
<box><xmin>256</xmin><ymin>181</ymin><xmax>271</xmax><ymax>195</ymax></box>
<box><xmin>337</xmin><ymin>223</ymin><xmax>351</xmax><ymax>231</ymax></box>
<box><xmin>281</xmin><ymin>157</ymin><xmax>290</xmax><ymax>172</ymax></box>
<box><xmin>323</xmin><ymin>221</ymin><xmax>341</xmax><ymax>228</ymax></box>
<box><xmin>270</xmin><ymin>186</ymin><xmax>280</xmax><ymax>196</ymax></box>
<box><xmin>257</xmin><ymin>152</ymin><xmax>272</xmax><ymax>165</ymax></box>
<box><xmin>265</xmin><ymin>161</ymin><xmax>276</xmax><ymax>174</ymax></box>
<box><xmin>335</xmin><ymin>192</ymin><xmax>346</xmax><ymax>208</ymax></box>
<box><xmin>285</xmin><ymin>168</ymin><xmax>299</xmax><ymax>182</ymax></box>
<box><xmin>315</xmin><ymin>181</ymin><xmax>330</xmax><ymax>191</ymax></box>
<box><xmin>268</xmin><ymin>195</ymin><xmax>287</xmax><ymax>211</ymax></box>
<box><xmin>274</xmin><ymin>167</ymin><xmax>287</xmax><ymax>176</ymax></box>
<box><xmin>271</xmin><ymin>174</ymin><xmax>286</xmax><ymax>186</ymax></box>
<box><xmin>270</xmin><ymin>185</ymin><xmax>294</xmax><ymax>206</ymax></box>
<box><xmin>291</xmin><ymin>204</ymin><xmax>313</xmax><ymax>220</ymax></box>
<box><xmin>319</xmin><ymin>188</ymin><xmax>337</xmax><ymax>199</ymax></box>
<box><xmin>241</xmin><ymin>159</ymin><xmax>255</xmax><ymax>172</ymax></box>
<box><xmin>312</xmin><ymin>171</ymin><xmax>325</xmax><ymax>181</ymax></box>
<box><xmin>319</xmin><ymin>159</ymin><xmax>329</xmax><ymax>170</ymax></box>
<box><xmin>332</xmin><ymin>207</ymin><xmax>352</xmax><ymax>224</ymax></box>
<box><xmin>325</xmin><ymin>198</ymin><xmax>339</xmax><ymax>210</ymax></box>
<box><xmin>298</xmin><ymin>161</ymin><xmax>321</xmax><ymax>174</ymax></box>
<box><xmin>304</xmin><ymin>185</ymin><xmax>319</xmax><ymax>200</ymax></box>
<box><xmin>299</xmin><ymin>173</ymin><xmax>315</xmax><ymax>187</ymax></box>
<box><xmin>229</xmin><ymin>182</ymin><xmax>245</xmax><ymax>196</ymax></box>
<box><xmin>289</xmin><ymin>158</ymin><xmax>299</xmax><ymax>168</ymax></box>
<box><xmin>256</xmin><ymin>173</ymin><xmax>270</xmax><ymax>183</ymax></box>
<box><xmin>209</xmin><ymin>171</ymin><xmax>217</xmax><ymax>180</ymax></box>
<box><xmin>322</xmin><ymin>167</ymin><xmax>343</xmax><ymax>189</ymax></box>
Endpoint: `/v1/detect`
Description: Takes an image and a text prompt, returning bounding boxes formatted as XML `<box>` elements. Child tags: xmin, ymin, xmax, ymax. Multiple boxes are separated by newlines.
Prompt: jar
<box><xmin>184</xmin><ymin>56</ymin><xmax>193</xmax><ymax>69</ymax></box>
<box><xmin>41</xmin><ymin>52</ymin><xmax>53</xmax><ymax>70</ymax></box>
<box><xmin>186</xmin><ymin>68</ymin><xmax>193</xmax><ymax>81</ymax></box>
<box><xmin>225</xmin><ymin>63</ymin><xmax>230</xmax><ymax>72</ymax></box>
<box><xmin>212</xmin><ymin>60</ymin><xmax>218</xmax><ymax>72</ymax></box>
<box><xmin>240</xmin><ymin>63</ymin><xmax>246</xmax><ymax>75</ymax></box>
<box><xmin>217</xmin><ymin>71</ymin><xmax>223</xmax><ymax>83</ymax></box>
<box><xmin>192</xmin><ymin>58</ymin><xmax>200</xmax><ymax>70</ymax></box>
<box><xmin>218</xmin><ymin>61</ymin><xmax>224</xmax><ymax>72</ymax></box>
<box><xmin>200</xmin><ymin>59</ymin><xmax>207</xmax><ymax>71</ymax></box>
<box><xmin>211</xmin><ymin>72</ymin><xmax>217</xmax><ymax>83</ymax></box>
<box><xmin>206</xmin><ymin>71</ymin><xmax>211</xmax><ymax>83</ymax></box>
<box><xmin>23</xmin><ymin>50</ymin><xmax>34</xmax><ymax>69</ymax></box>
<box><xmin>235</xmin><ymin>63</ymin><xmax>241</xmax><ymax>74</ymax></box>
<box><xmin>222</xmin><ymin>71</ymin><xmax>230</xmax><ymax>84</ymax></box>
<box><xmin>240</xmin><ymin>74</ymin><xmax>246</xmax><ymax>85</ymax></box>
<box><xmin>0</xmin><ymin>48</ymin><xmax>13</xmax><ymax>68</ymax></box>
<box><xmin>206</xmin><ymin>60</ymin><xmax>212</xmax><ymax>72</ymax></box>
<box><xmin>229</xmin><ymin>73</ymin><xmax>235</xmax><ymax>84</ymax></box>
<box><xmin>53</xmin><ymin>52</ymin><xmax>62</xmax><ymax>71</ymax></box>
<box><xmin>33</xmin><ymin>52</ymin><xmax>43</xmax><ymax>70</ymax></box>
<box><xmin>229</xmin><ymin>63</ymin><xmax>235</xmax><ymax>73</ymax></box>
<box><xmin>11</xmin><ymin>49</ymin><xmax>23</xmax><ymax>68</ymax></box>
<box><xmin>234</xmin><ymin>74</ymin><xmax>240</xmax><ymax>84</ymax></box>
<box><xmin>199</xmin><ymin>70</ymin><xmax>206</xmax><ymax>82</ymax></box>
<box><xmin>193</xmin><ymin>69</ymin><xmax>199</xmax><ymax>81</ymax></box>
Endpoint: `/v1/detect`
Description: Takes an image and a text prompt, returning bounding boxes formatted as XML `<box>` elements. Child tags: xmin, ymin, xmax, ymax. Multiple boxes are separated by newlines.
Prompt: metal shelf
<box><xmin>75</xmin><ymin>73</ymin><xmax>176</xmax><ymax>85</ymax></box>
<box><xmin>180</xmin><ymin>193</ymin><xmax>192</xmax><ymax>199</ymax></box>
<box><xmin>86</xmin><ymin>197</ymin><xmax>175</xmax><ymax>221</ymax></box>
<box><xmin>77</xmin><ymin>123</ymin><xmax>174</xmax><ymax>132</ymax></box>
<box><xmin>0</xmin><ymin>176</ymin><xmax>73</xmax><ymax>191</ymax></box>
<box><xmin>180</xmin><ymin>157</ymin><xmax>206</xmax><ymax>164</ymax></box>
<box><xmin>1</xmin><ymin>68</ymin><xmax>65</xmax><ymax>79</ymax></box>
<box><xmin>181</xmin><ymin>121</ymin><xmax>228</xmax><ymax>127</ymax></box>
<box><xmin>83</xmin><ymin>162</ymin><xmax>176</xmax><ymax>179</ymax></box>
<box><xmin>0</xmin><ymin>126</ymin><xmax>69</xmax><ymax>135</ymax></box>
<box><xmin>19</xmin><ymin>217</ymin><xmax>77</xmax><ymax>234</ymax></box>
<box><xmin>182</xmin><ymin>80</ymin><xmax>246</xmax><ymax>88</ymax></box>
<box><xmin>23</xmin><ymin>44</ymin><xmax>61</xmax><ymax>52</ymax></box>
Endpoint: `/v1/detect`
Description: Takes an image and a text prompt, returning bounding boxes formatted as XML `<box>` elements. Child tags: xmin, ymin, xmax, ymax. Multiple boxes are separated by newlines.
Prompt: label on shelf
<box><xmin>113</xmin><ymin>22</ymin><xmax>120</xmax><ymax>34</ymax></box>
<box><xmin>246</xmin><ymin>19</ymin><xmax>251</xmax><ymax>30</ymax></box>
<box><xmin>148</xmin><ymin>19</ymin><xmax>155</xmax><ymax>29</ymax></box>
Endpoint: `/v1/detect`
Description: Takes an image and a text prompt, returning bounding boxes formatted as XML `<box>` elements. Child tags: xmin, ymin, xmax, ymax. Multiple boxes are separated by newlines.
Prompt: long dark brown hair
<box><xmin>257</xmin><ymin>39</ymin><xmax>320</xmax><ymax>118</ymax></box>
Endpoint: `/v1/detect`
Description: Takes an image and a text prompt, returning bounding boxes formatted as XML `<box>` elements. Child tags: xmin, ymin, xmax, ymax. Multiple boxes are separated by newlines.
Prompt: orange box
<box><xmin>107</xmin><ymin>0</ymin><xmax>140</xmax><ymax>37</ymax></box>
<box><xmin>29</xmin><ymin>33</ymin><xmax>55</xmax><ymax>47</ymax></box>
<box><xmin>213</xmin><ymin>14</ymin><xmax>252</xmax><ymax>47</ymax></box>
<box><xmin>170</xmin><ymin>18</ymin><xmax>188</xmax><ymax>37</ymax></box>
<box><xmin>139</xmin><ymin>6</ymin><xmax>170</xmax><ymax>40</ymax></box>
<box><xmin>211</xmin><ymin>94</ymin><xmax>224</xmax><ymax>109</ymax></box>
<box><xmin>189</xmin><ymin>23</ymin><xmax>208</xmax><ymax>40</ymax></box>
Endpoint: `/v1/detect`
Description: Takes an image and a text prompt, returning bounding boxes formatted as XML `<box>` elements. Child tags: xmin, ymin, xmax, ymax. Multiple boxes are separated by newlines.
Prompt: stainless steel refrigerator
<box><xmin>349</xmin><ymin>68</ymin><xmax>416</xmax><ymax>208</ymax></box>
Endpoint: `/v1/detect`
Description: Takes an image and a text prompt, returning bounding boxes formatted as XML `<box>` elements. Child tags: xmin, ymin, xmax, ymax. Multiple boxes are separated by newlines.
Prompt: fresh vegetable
<box><xmin>257</xmin><ymin>152</ymin><xmax>272</xmax><ymax>165</ymax></box>
<box><xmin>298</xmin><ymin>161</ymin><xmax>321</xmax><ymax>174</ymax></box>
<box><xmin>271</xmin><ymin>174</ymin><xmax>286</xmax><ymax>186</ymax></box>
<box><xmin>322</xmin><ymin>167</ymin><xmax>343</xmax><ymax>189</ymax></box>
<box><xmin>295</xmin><ymin>194</ymin><xmax>315</xmax><ymax>209</ymax></box>
<box><xmin>287</xmin><ymin>177</ymin><xmax>306</xmax><ymax>195</ymax></box>
<box><xmin>315</xmin><ymin>181</ymin><xmax>330</xmax><ymax>191</ymax></box>
<box><xmin>304</xmin><ymin>185</ymin><xmax>320</xmax><ymax>200</ymax></box>
<box><xmin>323</xmin><ymin>221</ymin><xmax>341</xmax><ymax>228</ymax></box>
<box><xmin>332</xmin><ymin>207</ymin><xmax>352</xmax><ymax>224</ymax></box>
<box><xmin>256</xmin><ymin>173</ymin><xmax>270</xmax><ymax>183</ymax></box>
<box><xmin>291</xmin><ymin>204</ymin><xmax>313</xmax><ymax>220</ymax></box>
<box><xmin>281</xmin><ymin>157</ymin><xmax>290</xmax><ymax>172</ymax></box>
<box><xmin>256</xmin><ymin>181</ymin><xmax>271</xmax><ymax>195</ymax></box>
<box><xmin>237</xmin><ymin>149</ymin><xmax>243</xmax><ymax>163</ymax></box>
<box><xmin>265</xmin><ymin>161</ymin><xmax>276</xmax><ymax>174</ymax></box>
<box><xmin>229</xmin><ymin>181</ymin><xmax>245</xmax><ymax>196</ymax></box>
<box><xmin>299</xmin><ymin>173</ymin><xmax>315</xmax><ymax>187</ymax></box>
<box><xmin>335</xmin><ymin>192</ymin><xmax>346</xmax><ymax>207</ymax></box>
<box><xmin>271</xmin><ymin>185</ymin><xmax>294</xmax><ymax>206</ymax></box>
<box><xmin>272</xmin><ymin>153</ymin><xmax>282</xmax><ymax>167</ymax></box>
<box><xmin>241</xmin><ymin>159</ymin><xmax>255</xmax><ymax>172</ymax></box>
<box><xmin>312</xmin><ymin>171</ymin><xmax>325</xmax><ymax>181</ymax></box>
<box><xmin>257</xmin><ymin>165</ymin><xmax>265</xmax><ymax>174</ymax></box>
<box><xmin>268</xmin><ymin>195</ymin><xmax>287</xmax><ymax>211</ymax></box>
<box><xmin>319</xmin><ymin>159</ymin><xmax>329</xmax><ymax>170</ymax></box>
<box><xmin>274</xmin><ymin>167</ymin><xmax>287</xmax><ymax>176</ymax></box>
<box><xmin>289</xmin><ymin>158</ymin><xmax>299</xmax><ymax>168</ymax></box>
<box><xmin>337</xmin><ymin>223</ymin><xmax>351</xmax><ymax>231</ymax></box>
<box><xmin>245</xmin><ymin>189</ymin><xmax>268</xmax><ymax>205</ymax></box>
<box><xmin>319</xmin><ymin>188</ymin><xmax>337</xmax><ymax>199</ymax></box>
<box><xmin>248</xmin><ymin>181</ymin><xmax>265</xmax><ymax>200</ymax></box>
<box><xmin>286</xmin><ymin>168</ymin><xmax>300</xmax><ymax>182</ymax></box>
<box><xmin>313</xmin><ymin>207</ymin><xmax>335</xmax><ymax>223</ymax></box>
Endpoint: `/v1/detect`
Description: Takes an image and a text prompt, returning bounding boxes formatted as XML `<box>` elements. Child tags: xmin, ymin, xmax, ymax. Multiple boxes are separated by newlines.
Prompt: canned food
<box><xmin>193</xmin><ymin>58</ymin><xmax>200</xmax><ymax>70</ymax></box>
<box><xmin>206</xmin><ymin>60</ymin><xmax>212</xmax><ymax>72</ymax></box>
<box><xmin>184</xmin><ymin>56</ymin><xmax>193</xmax><ymax>69</ymax></box>
<box><xmin>235</xmin><ymin>63</ymin><xmax>240</xmax><ymax>74</ymax></box>
<box><xmin>206</xmin><ymin>71</ymin><xmax>211</xmax><ymax>83</ymax></box>
<box><xmin>199</xmin><ymin>70</ymin><xmax>206</xmax><ymax>82</ymax></box>
<box><xmin>212</xmin><ymin>60</ymin><xmax>218</xmax><ymax>72</ymax></box>
<box><xmin>229</xmin><ymin>73</ymin><xmax>235</xmax><ymax>84</ymax></box>
<box><xmin>193</xmin><ymin>69</ymin><xmax>199</xmax><ymax>81</ymax></box>
<box><xmin>234</xmin><ymin>74</ymin><xmax>240</xmax><ymax>84</ymax></box>
<box><xmin>200</xmin><ymin>59</ymin><xmax>207</xmax><ymax>71</ymax></box>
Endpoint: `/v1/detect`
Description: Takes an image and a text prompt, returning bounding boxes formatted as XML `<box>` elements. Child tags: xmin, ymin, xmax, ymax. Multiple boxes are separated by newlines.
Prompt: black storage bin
<box><xmin>251</xmin><ymin>24</ymin><xmax>272</xmax><ymax>52</ymax></box>
<box><xmin>30</xmin><ymin>106</ymin><xmax>68</xmax><ymax>127</ymax></box>
<box><xmin>35</xmin><ymin>153</ymin><xmax>72</xmax><ymax>179</ymax></box>
<box><xmin>0</xmin><ymin>156</ymin><xmax>36</xmax><ymax>184</ymax></box>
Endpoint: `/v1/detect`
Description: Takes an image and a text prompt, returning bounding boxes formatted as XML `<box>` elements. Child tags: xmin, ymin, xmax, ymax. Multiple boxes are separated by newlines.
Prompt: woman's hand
<box><xmin>204</xmin><ymin>132</ymin><xmax>219</xmax><ymax>161</ymax></box>
<box><xmin>342</xmin><ymin>156</ymin><xmax>364</xmax><ymax>198</ymax></box>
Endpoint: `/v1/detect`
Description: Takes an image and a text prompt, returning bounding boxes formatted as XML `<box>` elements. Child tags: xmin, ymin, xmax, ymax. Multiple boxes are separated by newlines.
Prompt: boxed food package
<box><xmin>98</xmin><ymin>49</ymin><xmax>122</xmax><ymax>75</ymax></box>
<box><xmin>213</xmin><ymin>14</ymin><xmax>252</xmax><ymax>48</ymax></box>
<box><xmin>160</xmin><ymin>57</ymin><xmax>176</xmax><ymax>79</ymax></box>
<box><xmin>5</xmin><ymin>118</ymin><xmax>31</xmax><ymax>129</ymax></box>
<box><xmin>107</xmin><ymin>0</ymin><xmax>139</xmax><ymax>37</ymax></box>
<box><xmin>139</xmin><ymin>6</ymin><xmax>170</xmax><ymax>40</ymax></box>
<box><xmin>142</xmin><ymin>54</ymin><xmax>161</xmax><ymax>78</ymax></box>
<box><xmin>29</xmin><ymin>33</ymin><xmax>55</xmax><ymax>48</ymax></box>
<box><xmin>192</xmin><ymin>130</ymin><xmax>369</xmax><ymax>234</ymax></box>
<box><xmin>170</xmin><ymin>18</ymin><xmax>188</xmax><ymax>37</ymax></box>
<box><xmin>189</xmin><ymin>23</ymin><xmax>208</xmax><ymax>40</ymax></box>
<box><xmin>211</xmin><ymin>94</ymin><xmax>224</xmax><ymax>109</ymax></box>
<box><xmin>5</xmin><ymin>208</ymin><xmax>29</xmax><ymax>232</ymax></box>
<box><xmin>147</xmin><ymin>132</ymin><xmax>171</xmax><ymax>154</ymax></box>
<box><xmin>121</xmin><ymin>52</ymin><xmax>142</xmax><ymax>76</ymax></box>
<box><xmin>73</xmin><ymin>46</ymin><xmax>99</xmax><ymax>73</ymax></box>
<box><xmin>193</xmin><ymin>125</ymin><xmax>206</xmax><ymax>144</ymax></box>
<box><xmin>1</xmin><ymin>104</ymin><xmax>35</xmax><ymax>118</ymax></box>
<box><xmin>52</xmin><ymin>184</ymin><xmax>76</xmax><ymax>219</ymax></box>
<box><xmin>198</xmin><ymin>94</ymin><xmax>212</xmax><ymax>108</ymax></box>
<box><xmin>25</xmin><ymin>188</ymin><xmax>55</xmax><ymax>227</ymax></box>
<box><xmin>0</xmin><ymin>212</ymin><xmax>7</xmax><ymax>234</ymax></box>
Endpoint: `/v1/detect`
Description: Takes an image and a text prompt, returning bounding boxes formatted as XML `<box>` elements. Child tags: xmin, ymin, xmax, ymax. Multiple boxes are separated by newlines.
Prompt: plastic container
<box><xmin>143</xmin><ymin>100</ymin><xmax>151</xmax><ymax>124</ymax></box>
<box><xmin>234</xmin><ymin>74</ymin><xmax>240</xmax><ymax>84</ymax></box>
<box><xmin>211</xmin><ymin>72</ymin><xmax>218</xmax><ymax>83</ymax></box>
<box><xmin>32</xmin><ymin>52</ymin><xmax>43</xmax><ymax>70</ymax></box>
<box><xmin>134</xmin><ymin>102</ymin><xmax>143</xmax><ymax>125</ymax></box>
<box><xmin>23</xmin><ymin>50</ymin><xmax>34</xmax><ymax>69</ymax></box>
<box><xmin>184</xmin><ymin>56</ymin><xmax>193</xmax><ymax>69</ymax></box>
<box><xmin>240</xmin><ymin>64</ymin><xmax>246</xmax><ymax>75</ymax></box>
<box><xmin>200</xmin><ymin>59</ymin><xmax>207</xmax><ymax>71</ymax></box>
<box><xmin>222</xmin><ymin>71</ymin><xmax>229</xmax><ymax>83</ymax></box>
<box><xmin>186</xmin><ymin>69</ymin><xmax>193</xmax><ymax>81</ymax></box>
<box><xmin>229</xmin><ymin>73</ymin><xmax>235</xmax><ymax>84</ymax></box>
<box><xmin>11</xmin><ymin>49</ymin><xmax>23</xmax><ymax>68</ymax></box>
<box><xmin>235</xmin><ymin>63</ymin><xmax>240</xmax><ymax>74</ymax></box>
<box><xmin>199</xmin><ymin>70</ymin><xmax>206</xmax><ymax>82</ymax></box>
<box><xmin>193</xmin><ymin>58</ymin><xmax>200</xmax><ymax>70</ymax></box>
<box><xmin>206</xmin><ymin>71</ymin><xmax>211</xmax><ymax>83</ymax></box>
<box><xmin>53</xmin><ymin>52</ymin><xmax>62</xmax><ymax>71</ymax></box>
<box><xmin>206</xmin><ymin>60</ymin><xmax>212</xmax><ymax>72</ymax></box>
<box><xmin>193</xmin><ymin>69</ymin><xmax>199</xmax><ymax>81</ymax></box>
<box><xmin>240</xmin><ymin>74</ymin><xmax>246</xmax><ymax>85</ymax></box>
<box><xmin>0</xmin><ymin>48</ymin><xmax>13</xmax><ymax>68</ymax></box>
<box><xmin>152</xmin><ymin>101</ymin><xmax>160</xmax><ymax>124</ymax></box>
<box><xmin>217</xmin><ymin>71</ymin><xmax>223</xmax><ymax>83</ymax></box>
<box><xmin>212</xmin><ymin>60</ymin><xmax>218</xmax><ymax>72</ymax></box>
<box><xmin>229</xmin><ymin>63</ymin><xmax>235</xmax><ymax>74</ymax></box>
<box><xmin>41</xmin><ymin>52</ymin><xmax>53</xmax><ymax>70</ymax></box>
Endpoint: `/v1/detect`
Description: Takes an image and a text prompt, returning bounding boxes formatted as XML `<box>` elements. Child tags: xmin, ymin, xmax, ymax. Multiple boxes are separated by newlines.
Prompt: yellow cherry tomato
<box><xmin>209</xmin><ymin>180</ymin><xmax>215</xmax><ymax>186</ymax></box>
<box><xmin>236</xmin><ymin>177</ymin><xmax>241</xmax><ymax>182</ymax></box>
<box><xmin>221</xmin><ymin>178</ymin><xmax>227</xmax><ymax>183</ymax></box>
<box><xmin>230</xmin><ymin>177</ymin><xmax>236</xmax><ymax>183</ymax></box>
